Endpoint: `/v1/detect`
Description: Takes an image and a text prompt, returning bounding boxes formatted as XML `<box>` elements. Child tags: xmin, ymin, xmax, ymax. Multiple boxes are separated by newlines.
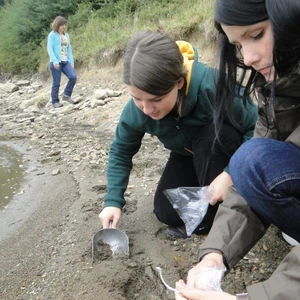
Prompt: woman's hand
<box><xmin>99</xmin><ymin>206</ymin><xmax>122</xmax><ymax>228</ymax></box>
<box><xmin>54</xmin><ymin>63</ymin><xmax>60</xmax><ymax>70</ymax></box>
<box><xmin>175</xmin><ymin>253</ymin><xmax>232</xmax><ymax>300</ymax></box>
<box><xmin>209</xmin><ymin>171</ymin><xmax>233</xmax><ymax>205</ymax></box>
<box><xmin>186</xmin><ymin>253</ymin><xmax>224</xmax><ymax>289</ymax></box>
<box><xmin>175</xmin><ymin>280</ymin><xmax>235</xmax><ymax>300</ymax></box>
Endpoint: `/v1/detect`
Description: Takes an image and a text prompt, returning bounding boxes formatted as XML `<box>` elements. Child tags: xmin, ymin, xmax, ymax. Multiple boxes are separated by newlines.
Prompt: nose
<box><xmin>142</xmin><ymin>101</ymin><xmax>154</xmax><ymax>115</ymax></box>
<box><xmin>242</xmin><ymin>45</ymin><xmax>259</xmax><ymax>67</ymax></box>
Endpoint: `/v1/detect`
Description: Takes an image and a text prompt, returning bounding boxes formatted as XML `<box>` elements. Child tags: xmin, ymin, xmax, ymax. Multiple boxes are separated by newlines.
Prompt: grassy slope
<box><xmin>39</xmin><ymin>0</ymin><xmax>216</xmax><ymax>74</ymax></box>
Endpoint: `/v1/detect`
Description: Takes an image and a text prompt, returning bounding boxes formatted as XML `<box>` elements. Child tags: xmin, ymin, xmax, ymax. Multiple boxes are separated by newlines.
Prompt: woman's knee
<box><xmin>153</xmin><ymin>192</ymin><xmax>182</xmax><ymax>226</ymax></box>
<box><xmin>230</xmin><ymin>138</ymin><xmax>269</xmax><ymax>183</ymax></box>
<box><xmin>70</xmin><ymin>74</ymin><xmax>77</xmax><ymax>82</ymax></box>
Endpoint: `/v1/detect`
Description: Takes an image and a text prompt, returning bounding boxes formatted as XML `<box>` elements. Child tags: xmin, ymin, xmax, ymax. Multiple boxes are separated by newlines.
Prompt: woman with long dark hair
<box><xmin>175</xmin><ymin>0</ymin><xmax>300</xmax><ymax>299</ymax></box>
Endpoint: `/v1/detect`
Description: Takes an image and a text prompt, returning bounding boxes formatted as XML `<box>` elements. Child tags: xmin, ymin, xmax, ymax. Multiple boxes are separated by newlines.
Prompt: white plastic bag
<box><xmin>163</xmin><ymin>186</ymin><xmax>212</xmax><ymax>236</ymax></box>
<box><xmin>195</xmin><ymin>266</ymin><xmax>226</xmax><ymax>291</ymax></box>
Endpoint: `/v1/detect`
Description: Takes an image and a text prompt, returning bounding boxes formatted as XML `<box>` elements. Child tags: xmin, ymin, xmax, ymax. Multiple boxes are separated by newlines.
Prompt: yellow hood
<box><xmin>176</xmin><ymin>41</ymin><xmax>195</xmax><ymax>93</ymax></box>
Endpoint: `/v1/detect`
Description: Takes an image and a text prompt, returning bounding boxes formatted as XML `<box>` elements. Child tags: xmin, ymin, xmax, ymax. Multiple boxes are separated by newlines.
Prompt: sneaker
<box><xmin>165</xmin><ymin>225</ymin><xmax>188</xmax><ymax>239</ymax></box>
<box><xmin>53</xmin><ymin>102</ymin><xmax>63</xmax><ymax>108</ymax></box>
<box><xmin>166</xmin><ymin>224</ymin><xmax>211</xmax><ymax>239</ymax></box>
<box><xmin>193</xmin><ymin>225</ymin><xmax>210</xmax><ymax>235</ymax></box>
<box><xmin>62</xmin><ymin>95</ymin><xmax>75</xmax><ymax>104</ymax></box>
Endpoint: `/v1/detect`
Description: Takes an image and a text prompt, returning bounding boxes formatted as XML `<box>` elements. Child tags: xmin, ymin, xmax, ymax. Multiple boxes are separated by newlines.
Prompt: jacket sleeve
<box><xmin>198</xmin><ymin>67</ymin><xmax>258</xmax><ymax>174</ymax></box>
<box><xmin>231</xmin><ymin>95</ymin><xmax>258</xmax><ymax>144</ymax></box>
<box><xmin>104</xmin><ymin>100</ymin><xmax>145</xmax><ymax>209</ymax></box>
<box><xmin>223</xmin><ymin>96</ymin><xmax>257</xmax><ymax>174</ymax></box>
<box><xmin>247</xmin><ymin>246</ymin><xmax>300</xmax><ymax>300</ymax></box>
<box><xmin>66</xmin><ymin>33</ymin><xmax>74</xmax><ymax>65</ymax></box>
<box><xmin>47</xmin><ymin>32</ymin><xmax>59</xmax><ymax>65</ymax></box>
<box><xmin>286</xmin><ymin>124</ymin><xmax>300</xmax><ymax>148</ymax></box>
<box><xmin>199</xmin><ymin>186</ymin><xmax>270</xmax><ymax>269</ymax></box>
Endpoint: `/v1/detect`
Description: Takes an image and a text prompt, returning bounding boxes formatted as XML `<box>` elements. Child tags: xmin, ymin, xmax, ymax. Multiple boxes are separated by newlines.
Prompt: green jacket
<box><xmin>200</xmin><ymin>66</ymin><xmax>300</xmax><ymax>300</ymax></box>
<box><xmin>104</xmin><ymin>44</ymin><xmax>258</xmax><ymax>209</ymax></box>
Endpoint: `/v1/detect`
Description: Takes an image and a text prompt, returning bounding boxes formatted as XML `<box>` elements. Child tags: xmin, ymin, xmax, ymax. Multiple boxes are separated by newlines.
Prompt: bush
<box><xmin>0</xmin><ymin>0</ymin><xmax>77</xmax><ymax>73</ymax></box>
<box><xmin>0</xmin><ymin>0</ymin><xmax>214</xmax><ymax>74</ymax></box>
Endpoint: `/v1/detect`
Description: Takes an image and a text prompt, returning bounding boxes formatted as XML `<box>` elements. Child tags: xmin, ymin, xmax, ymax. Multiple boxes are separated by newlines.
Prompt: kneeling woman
<box><xmin>99</xmin><ymin>30</ymin><xmax>257</xmax><ymax>238</ymax></box>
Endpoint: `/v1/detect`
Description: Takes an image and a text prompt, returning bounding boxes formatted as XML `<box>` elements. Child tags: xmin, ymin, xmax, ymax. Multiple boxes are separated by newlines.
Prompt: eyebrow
<box><xmin>130</xmin><ymin>94</ymin><xmax>160</xmax><ymax>101</ymax></box>
<box><xmin>231</xmin><ymin>28</ymin><xmax>249</xmax><ymax>42</ymax></box>
<box><xmin>241</xmin><ymin>28</ymin><xmax>251</xmax><ymax>38</ymax></box>
<box><xmin>229</xmin><ymin>28</ymin><xmax>254</xmax><ymax>44</ymax></box>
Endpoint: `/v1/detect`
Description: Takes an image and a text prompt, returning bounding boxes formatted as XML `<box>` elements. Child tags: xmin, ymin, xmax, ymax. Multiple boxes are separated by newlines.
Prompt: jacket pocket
<box><xmin>276</xmin><ymin>104</ymin><xmax>300</xmax><ymax>140</ymax></box>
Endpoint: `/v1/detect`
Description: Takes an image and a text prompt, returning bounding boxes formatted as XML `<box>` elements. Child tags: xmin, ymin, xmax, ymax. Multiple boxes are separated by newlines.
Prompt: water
<box><xmin>0</xmin><ymin>143</ymin><xmax>25</xmax><ymax>210</ymax></box>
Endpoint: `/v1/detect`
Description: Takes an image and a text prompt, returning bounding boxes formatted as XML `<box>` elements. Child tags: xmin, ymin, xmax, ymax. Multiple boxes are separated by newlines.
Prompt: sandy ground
<box><xmin>0</xmin><ymin>64</ymin><xmax>293</xmax><ymax>300</ymax></box>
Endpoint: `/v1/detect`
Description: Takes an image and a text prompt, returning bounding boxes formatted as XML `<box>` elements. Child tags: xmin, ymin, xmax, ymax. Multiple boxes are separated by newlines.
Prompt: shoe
<box><xmin>165</xmin><ymin>225</ymin><xmax>188</xmax><ymax>238</ymax></box>
<box><xmin>193</xmin><ymin>225</ymin><xmax>210</xmax><ymax>235</ymax></box>
<box><xmin>165</xmin><ymin>224</ymin><xmax>211</xmax><ymax>239</ymax></box>
<box><xmin>62</xmin><ymin>95</ymin><xmax>75</xmax><ymax>104</ymax></box>
<box><xmin>52</xmin><ymin>102</ymin><xmax>63</xmax><ymax>108</ymax></box>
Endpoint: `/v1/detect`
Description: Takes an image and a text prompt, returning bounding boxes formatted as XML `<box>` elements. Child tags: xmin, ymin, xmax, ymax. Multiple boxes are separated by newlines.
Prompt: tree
<box><xmin>0</xmin><ymin>0</ymin><xmax>78</xmax><ymax>72</ymax></box>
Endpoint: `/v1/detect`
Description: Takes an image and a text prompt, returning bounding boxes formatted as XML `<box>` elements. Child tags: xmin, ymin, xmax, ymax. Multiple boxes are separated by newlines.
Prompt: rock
<box><xmin>52</xmin><ymin>169</ymin><xmax>60</xmax><ymax>175</ymax></box>
<box><xmin>48</xmin><ymin>151</ymin><xmax>61</xmax><ymax>157</ymax></box>
<box><xmin>93</xmin><ymin>89</ymin><xmax>108</xmax><ymax>100</ymax></box>
<box><xmin>0</xmin><ymin>83</ymin><xmax>19</xmax><ymax>93</ymax></box>
<box><xmin>31</xmin><ymin>82</ymin><xmax>43</xmax><ymax>90</ymax></box>
<box><xmin>20</xmin><ymin>93</ymin><xmax>49</xmax><ymax>110</ymax></box>
<box><xmin>15</xmin><ymin>80</ymin><xmax>30</xmax><ymax>87</ymax></box>
<box><xmin>105</xmin><ymin>88</ymin><xmax>122</xmax><ymax>97</ymax></box>
<box><xmin>73</xmin><ymin>96</ymin><xmax>83</xmax><ymax>104</ymax></box>
<box><xmin>90</xmin><ymin>98</ymin><xmax>105</xmax><ymax>108</ymax></box>
<box><xmin>55</xmin><ymin>105</ymin><xmax>75</xmax><ymax>114</ymax></box>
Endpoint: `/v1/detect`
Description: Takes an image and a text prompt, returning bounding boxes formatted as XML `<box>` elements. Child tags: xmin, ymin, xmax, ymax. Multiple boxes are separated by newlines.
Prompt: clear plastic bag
<box><xmin>195</xmin><ymin>266</ymin><xmax>226</xmax><ymax>291</ymax></box>
<box><xmin>163</xmin><ymin>186</ymin><xmax>212</xmax><ymax>236</ymax></box>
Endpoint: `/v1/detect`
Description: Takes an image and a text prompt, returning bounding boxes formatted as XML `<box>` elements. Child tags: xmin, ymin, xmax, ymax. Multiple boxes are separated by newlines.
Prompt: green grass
<box><xmin>39</xmin><ymin>0</ymin><xmax>215</xmax><ymax>73</ymax></box>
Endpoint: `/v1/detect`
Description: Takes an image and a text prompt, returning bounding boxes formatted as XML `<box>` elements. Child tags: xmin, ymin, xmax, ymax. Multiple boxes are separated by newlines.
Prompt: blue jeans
<box><xmin>50</xmin><ymin>61</ymin><xmax>77</xmax><ymax>104</ymax></box>
<box><xmin>230</xmin><ymin>138</ymin><xmax>300</xmax><ymax>242</ymax></box>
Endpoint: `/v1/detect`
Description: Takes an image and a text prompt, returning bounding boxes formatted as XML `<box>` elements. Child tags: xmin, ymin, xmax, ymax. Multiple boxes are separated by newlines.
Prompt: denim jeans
<box><xmin>50</xmin><ymin>61</ymin><xmax>77</xmax><ymax>104</ymax></box>
<box><xmin>230</xmin><ymin>138</ymin><xmax>300</xmax><ymax>242</ymax></box>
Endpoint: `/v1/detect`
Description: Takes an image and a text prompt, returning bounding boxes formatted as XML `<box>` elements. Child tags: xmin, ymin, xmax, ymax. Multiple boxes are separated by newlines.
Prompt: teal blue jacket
<box><xmin>104</xmin><ymin>50</ymin><xmax>258</xmax><ymax>209</ymax></box>
<box><xmin>47</xmin><ymin>31</ymin><xmax>74</xmax><ymax>65</ymax></box>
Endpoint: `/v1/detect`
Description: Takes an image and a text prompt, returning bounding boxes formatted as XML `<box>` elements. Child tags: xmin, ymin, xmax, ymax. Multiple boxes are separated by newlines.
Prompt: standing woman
<box><xmin>176</xmin><ymin>0</ymin><xmax>300</xmax><ymax>299</ymax></box>
<box><xmin>47</xmin><ymin>16</ymin><xmax>77</xmax><ymax>108</ymax></box>
<box><xmin>99</xmin><ymin>30</ymin><xmax>257</xmax><ymax>238</ymax></box>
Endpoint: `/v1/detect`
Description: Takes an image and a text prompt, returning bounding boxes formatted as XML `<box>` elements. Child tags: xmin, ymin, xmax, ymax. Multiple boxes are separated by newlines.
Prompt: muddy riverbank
<box><xmin>0</xmin><ymin>65</ymin><xmax>292</xmax><ymax>300</ymax></box>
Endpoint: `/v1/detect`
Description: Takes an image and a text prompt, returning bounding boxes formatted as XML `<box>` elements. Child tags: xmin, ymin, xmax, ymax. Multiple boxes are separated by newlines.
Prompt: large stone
<box><xmin>90</xmin><ymin>97</ymin><xmax>105</xmax><ymax>108</ymax></box>
<box><xmin>0</xmin><ymin>83</ymin><xmax>19</xmax><ymax>93</ymax></box>
<box><xmin>20</xmin><ymin>93</ymin><xmax>49</xmax><ymax>110</ymax></box>
<box><xmin>93</xmin><ymin>89</ymin><xmax>107</xmax><ymax>100</ymax></box>
<box><xmin>15</xmin><ymin>80</ymin><xmax>30</xmax><ymax>87</ymax></box>
<box><xmin>105</xmin><ymin>88</ymin><xmax>122</xmax><ymax>97</ymax></box>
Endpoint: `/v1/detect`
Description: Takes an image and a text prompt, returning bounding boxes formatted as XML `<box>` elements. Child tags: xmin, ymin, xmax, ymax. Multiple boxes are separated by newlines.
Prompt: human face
<box><xmin>128</xmin><ymin>78</ymin><xmax>184</xmax><ymax>120</ymax></box>
<box><xmin>222</xmin><ymin>20</ymin><xmax>275</xmax><ymax>81</ymax></box>
<box><xmin>58</xmin><ymin>24</ymin><xmax>66</xmax><ymax>34</ymax></box>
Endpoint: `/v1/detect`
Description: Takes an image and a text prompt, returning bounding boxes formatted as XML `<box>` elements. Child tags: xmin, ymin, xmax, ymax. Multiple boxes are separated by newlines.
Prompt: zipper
<box><xmin>175</xmin><ymin>121</ymin><xmax>193</xmax><ymax>151</ymax></box>
<box><xmin>262</xmin><ymin>94</ymin><xmax>282</xmax><ymax>140</ymax></box>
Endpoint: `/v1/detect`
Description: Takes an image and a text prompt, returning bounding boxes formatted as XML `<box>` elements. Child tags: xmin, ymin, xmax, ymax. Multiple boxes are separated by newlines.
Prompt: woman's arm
<box><xmin>47</xmin><ymin>32</ymin><xmax>60</xmax><ymax>65</ymax></box>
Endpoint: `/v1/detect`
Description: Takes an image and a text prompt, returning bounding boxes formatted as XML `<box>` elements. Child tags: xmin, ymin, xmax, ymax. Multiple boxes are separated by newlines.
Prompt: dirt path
<box><xmin>0</xmin><ymin>65</ymin><xmax>292</xmax><ymax>300</ymax></box>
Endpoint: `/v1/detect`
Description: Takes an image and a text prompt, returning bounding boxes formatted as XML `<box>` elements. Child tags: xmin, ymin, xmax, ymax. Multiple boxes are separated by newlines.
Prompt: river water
<box><xmin>0</xmin><ymin>143</ymin><xmax>25</xmax><ymax>210</ymax></box>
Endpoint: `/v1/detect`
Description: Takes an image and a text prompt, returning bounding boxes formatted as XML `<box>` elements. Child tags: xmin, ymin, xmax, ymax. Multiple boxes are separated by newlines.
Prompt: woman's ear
<box><xmin>177</xmin><ymin>77</ymin><xmax>185</xmax><ymax>90</ymax></box>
